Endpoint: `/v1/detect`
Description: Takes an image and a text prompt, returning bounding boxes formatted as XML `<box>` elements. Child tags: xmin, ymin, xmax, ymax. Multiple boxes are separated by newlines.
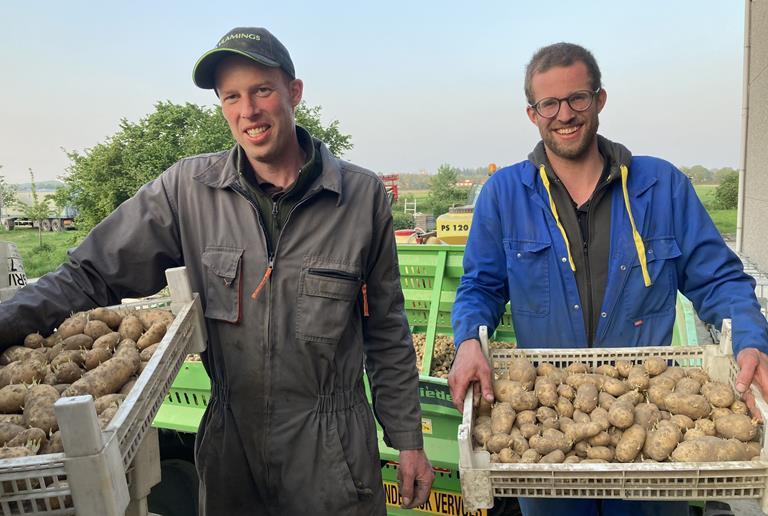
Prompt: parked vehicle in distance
<box><xmin>1</xmin><ymin>206</ymin><xmax>78</xmax><ymax>231</ymax></box>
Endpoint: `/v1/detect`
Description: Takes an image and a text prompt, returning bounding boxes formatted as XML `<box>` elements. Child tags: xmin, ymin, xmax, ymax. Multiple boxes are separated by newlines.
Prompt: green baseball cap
<box><xmin>193</xmin><ymin>27</ymin><xmax>295</xmax><ymax>89</ymax></box>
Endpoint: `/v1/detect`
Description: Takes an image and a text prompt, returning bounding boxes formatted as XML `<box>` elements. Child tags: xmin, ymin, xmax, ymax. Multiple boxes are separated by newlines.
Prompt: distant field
<box><xmin>709</xmin><ymin>210</ymin><xmax>737</xmax><ymax>236</ymax></box>
<box><xmin>399</xmin><ymin>189</ymin><xmax>430</xmax><ymax>201</ymax></box>
<box><xmin>693</xmin><ymin>184</ymin><xmax>717</xmax><ymax>206</ymax></box>
<box><xmin>0</xmin><ymin>228</ymin><xmax>83</xmax><ymax>278</ymax></box>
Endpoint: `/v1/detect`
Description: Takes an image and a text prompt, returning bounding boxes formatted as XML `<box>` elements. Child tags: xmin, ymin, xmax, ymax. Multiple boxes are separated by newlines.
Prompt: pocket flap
<box><xmin>302</xmin><ymin>274</ymin><xmax>359</xmax><ymax>301</ymax></box>
<box><xmin>202</xmin><ymin>247</ymin><xmax>244</xmax><ymax>280</ymax></box>
<box><xmin>641</xmin><ymin>237</ymin><xmax>681</xmax><ymax>264</ymax></box>
<box><xmin>505</xmin><ymin>240</ymin><xmax>552</xmax><ymax>254</ymax></box>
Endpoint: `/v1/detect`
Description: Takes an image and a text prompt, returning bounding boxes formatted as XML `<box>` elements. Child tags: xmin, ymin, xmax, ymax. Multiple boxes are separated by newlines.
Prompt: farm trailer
<box><xmin>1</xmin><ymin>215</ymin><xmax>75</xmax><ymax>232</ymax></box>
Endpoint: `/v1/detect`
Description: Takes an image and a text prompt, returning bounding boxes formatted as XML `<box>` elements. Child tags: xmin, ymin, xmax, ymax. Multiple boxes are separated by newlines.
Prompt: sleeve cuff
<box><xmin>454</xmin><ymin>326</ymin><xmax>481</xmax><ymax>350</ymax></box>
<box><xmin>384</xmin><ymin>430</ymin><xmax>424</xmax><ymax>451</ymax></box>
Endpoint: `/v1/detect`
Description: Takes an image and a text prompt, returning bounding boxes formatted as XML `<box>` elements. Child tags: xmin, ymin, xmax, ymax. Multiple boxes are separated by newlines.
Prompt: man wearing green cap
<box><xmin>0</xmin><ymin>27</ymin><xmax>433</xmax><ymax>515</ymax></box>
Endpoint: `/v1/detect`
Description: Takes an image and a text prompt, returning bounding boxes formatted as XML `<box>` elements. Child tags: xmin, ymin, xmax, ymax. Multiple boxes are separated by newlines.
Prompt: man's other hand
<box><xmin>397</xmin><ymin>449</ymin><xmax>434</xmax><ymax>509</ymax></box>
<box><xmin>448</xmin><ymin>339</ymin><xmax>493</xmax><ymax>412</ymax></box>
<box><xmin>736</xmin><ymin>347</ymin><xmax>768</xmax><ymax>421</ymax></box>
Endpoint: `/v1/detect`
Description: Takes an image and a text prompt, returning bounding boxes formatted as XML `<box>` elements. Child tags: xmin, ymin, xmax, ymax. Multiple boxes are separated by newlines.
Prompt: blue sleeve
<box><xmin>672</xmin><ymin>169</ymin><xmax>768</xmax><ymax>355</ymax></box>
<box><xmin>451</xmin><ymin>177</ymin><xmax>510</xmax><ymax>348</ymax></box>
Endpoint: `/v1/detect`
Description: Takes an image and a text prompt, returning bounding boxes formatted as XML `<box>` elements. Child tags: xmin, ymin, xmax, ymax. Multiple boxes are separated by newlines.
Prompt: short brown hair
<box><xmin>524</xmin><ymin>43</ymin><xmax>602</xmax><ymax>104</ymax></box>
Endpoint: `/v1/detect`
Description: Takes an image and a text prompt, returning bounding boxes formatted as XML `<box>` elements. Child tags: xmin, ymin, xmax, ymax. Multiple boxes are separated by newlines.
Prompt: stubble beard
<box><xmin>542</xmin><ymin>113</ymin><xmax>600</xmax><ymax>161</ymax></box>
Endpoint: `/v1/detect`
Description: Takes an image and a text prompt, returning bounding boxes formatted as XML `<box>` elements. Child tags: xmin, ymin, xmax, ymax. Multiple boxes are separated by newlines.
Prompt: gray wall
<box><xmin>743</xmin><ymin>0</ymin><xmax>768</xmax><ymax>268</ymax></box>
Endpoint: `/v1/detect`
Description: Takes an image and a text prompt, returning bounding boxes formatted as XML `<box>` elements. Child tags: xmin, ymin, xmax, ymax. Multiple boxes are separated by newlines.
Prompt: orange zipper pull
<box><xmin>251</xmin><ymin>264</ymin><xmax>273</xmax><ymax>300</ymax></box>
<box><xmin>362</xmin><ymin>283</ymin><xmax>369</xmax><ymax>317</ymax></box>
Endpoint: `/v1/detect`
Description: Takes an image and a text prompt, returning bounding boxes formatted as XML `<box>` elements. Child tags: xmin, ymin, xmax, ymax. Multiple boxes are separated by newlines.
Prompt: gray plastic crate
<box><xmin>0</xmin><ymin>267</ymin><xmax>206</xmax><ymax>515</ymax></box>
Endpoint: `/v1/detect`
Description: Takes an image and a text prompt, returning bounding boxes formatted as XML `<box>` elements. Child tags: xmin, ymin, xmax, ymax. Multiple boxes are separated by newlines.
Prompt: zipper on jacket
<box><xmin>362</xmin><ymin>283</ymin><xmax>369</xmax><ymax>317</ymax></box>
<box><xmin>230</xmin><ymin>183</ymin><xmax>276</xmax><ymax>302</ymax></box>
<box><xmin>231</xmin><ymin>183</ymin><xmax>274</xmax><ymax>258</ymax></box>
<box><xmin>271</xmin><ymin>200</ymin><xmax>279</xmax><ymax>247</ymax></box>
<box><xmin>251</xmin><ymin>201</ymin><xmax>279</xmax><ymax>301</ymax></box>
<box><xmin>307</xmin><ymin>268</ymin><xmax>361</xmax><ymax>282</ymax></box>
<box><xmin>583</xmin><ymin>239</ymin><xmax>594</xmax><ymax>347</ymax></box>
<box><xmin>251</xmin><ymin>258</ymin><xmax>274</xmax><ymax>300</ymax></box>
<box><xmin>582</xmin><ymin>172</ymin><xmax>613</xmax><ymax>347</ymax></box>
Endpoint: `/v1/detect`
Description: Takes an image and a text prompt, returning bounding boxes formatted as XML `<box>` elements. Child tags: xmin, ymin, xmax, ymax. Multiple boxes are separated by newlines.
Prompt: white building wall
<box><xmin>743</xmin><ymin>0</ymin><xmax>768</xmax><ymax>269</ymax></box>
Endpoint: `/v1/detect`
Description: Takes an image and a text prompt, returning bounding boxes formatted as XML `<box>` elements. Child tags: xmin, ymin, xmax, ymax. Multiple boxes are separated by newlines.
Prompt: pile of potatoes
<box><xmin>473</xmin><ymin>356</ymin><xmax>763</xmax><ymax>464</ymax></box>
<box><xmin>412</xmin><ymin>334</ymin><xmax>516</xmax><ymax>379</ymax></box>
<box><xmin>0</xmin><ymin>307</ymin><xmax>174</xmax><ymax>460</ymax></box>
<box><xmin>428</xmin><ymin>335</ymin><xmax>456</xmax><ymax>379</ymax></box>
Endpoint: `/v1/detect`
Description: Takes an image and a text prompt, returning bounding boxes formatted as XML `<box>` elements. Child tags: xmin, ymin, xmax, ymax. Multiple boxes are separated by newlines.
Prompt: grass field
<box><xmin>708</xmin><ymin>210</ymin><xmax>737</xmax><ymax>236</ymax></box>
<box><xmin>0</xmin><ymin>228</ymin><xmax>84</xmax><ymax>278</ymax></box>
<box><xmin>694</xmin><ymin>184</ymin><xmax>717</xmax><ymax>206</ymax></box>
<box><xmin>693</xmin><ymin>184</ymin><xmax>736</xmax><ymax>238</ymax></box>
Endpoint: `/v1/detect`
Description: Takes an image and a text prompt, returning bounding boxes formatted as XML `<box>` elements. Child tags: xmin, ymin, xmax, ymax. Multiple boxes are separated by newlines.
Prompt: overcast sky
<box><xmin>0</xmin><ymin>1</ymin><xmax>745</xmax><ymax>184</ymax></box>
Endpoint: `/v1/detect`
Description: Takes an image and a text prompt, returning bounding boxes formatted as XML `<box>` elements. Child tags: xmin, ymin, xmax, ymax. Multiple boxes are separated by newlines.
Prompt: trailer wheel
<box><xmin>51</xmin><ymin>219</ymin><xmax>62</xmax><ymax>231</ymax></box>
<box><xmin>40</xmin><ymin>219</ymin><xmax>51</xmax><ymax>232</ymax></box>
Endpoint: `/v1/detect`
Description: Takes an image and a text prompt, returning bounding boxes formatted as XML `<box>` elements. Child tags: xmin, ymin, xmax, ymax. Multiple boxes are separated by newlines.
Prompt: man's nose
<box><xmin>240</xmin><ymin>96</ymin><xmax>260</xmax><ymax>118</ymax></box>
<box><xmin>556</xmin><ymin>99</ymin><xmax>576</xmax><ymax>121</ymax></box>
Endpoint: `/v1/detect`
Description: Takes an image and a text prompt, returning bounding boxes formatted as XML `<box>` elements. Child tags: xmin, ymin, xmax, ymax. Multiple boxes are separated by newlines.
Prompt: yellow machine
<box><xmin>435</xmin><ymin>163</ymin><xmax>497</xmax><ymax>244</ymax></box>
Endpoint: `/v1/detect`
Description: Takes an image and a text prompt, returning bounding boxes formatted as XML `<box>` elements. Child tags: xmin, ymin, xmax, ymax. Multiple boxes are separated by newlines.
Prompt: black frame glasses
<box><xmin>529</xmin><ymin>88</ymin><xmax>601</xmax><ymax>118</ymax></box>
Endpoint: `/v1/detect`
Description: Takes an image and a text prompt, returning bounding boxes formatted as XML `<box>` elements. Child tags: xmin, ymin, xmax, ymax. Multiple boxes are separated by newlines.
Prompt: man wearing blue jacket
<box><xmin>449</xmin><ymin>42</ymin><xmax>768</xmax><ymax>516</ymax></box>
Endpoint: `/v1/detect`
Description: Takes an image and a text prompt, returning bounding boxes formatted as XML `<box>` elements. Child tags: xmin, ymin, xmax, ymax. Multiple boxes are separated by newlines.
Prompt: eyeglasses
<box><xmin>529</xmin><ymin>88</ymin><xmax>601</xmax><ymax>118</ymax></box>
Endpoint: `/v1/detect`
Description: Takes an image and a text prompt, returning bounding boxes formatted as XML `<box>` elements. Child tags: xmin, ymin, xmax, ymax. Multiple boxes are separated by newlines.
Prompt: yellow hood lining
<box><xmin>539</xmin><ymin>165</ymin><xmax>576</xmax><ymax>272</ymax></box>
<box><xmin>538</xmin><ymin>164</ymin><xmax>651</xmax><ymax>288</ymax></box>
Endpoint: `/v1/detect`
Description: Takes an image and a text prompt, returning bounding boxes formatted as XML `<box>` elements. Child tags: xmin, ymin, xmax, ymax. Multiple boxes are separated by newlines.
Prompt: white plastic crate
<box><xmin>0</xmin><ymin>267</ymin><xmax>206</xmax><ymax>515</ymax></box>
<box><xmin>458</xmin><ymin>321</ymin><xmax>768</xmax><ymax>513</ymax></box>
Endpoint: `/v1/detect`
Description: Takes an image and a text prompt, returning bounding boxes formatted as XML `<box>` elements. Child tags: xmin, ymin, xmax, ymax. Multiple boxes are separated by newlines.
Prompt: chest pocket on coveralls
<box><xmin>296</xmin><ymin>261</ymin><xmax>361</xmax><ymax>344</ymax></box>
<box><xmin>201</xmin><ymin>246</ymin><xmax>244</xmax><ymax>323</ymax></box>
<box><xmin>504</xmin><ymin>240</ymin><xmax>551</xmax><ymax>316</ymax></box>
<box><xmin>624</xmin><ymin>237</ymin><xmax>681</xmax><ymax>320</ymax></box>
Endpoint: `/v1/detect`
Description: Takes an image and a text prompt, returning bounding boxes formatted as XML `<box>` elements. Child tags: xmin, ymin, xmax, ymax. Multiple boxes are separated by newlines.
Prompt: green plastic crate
<box><xmin>153</xmin><ymin>361</ymin><xmax>210</xmax><ymax>434</ymax></box>
<box><xmin>398</xmin><ymin>244</ymin><xmax>515</xmax><ymax>376</ymax></box>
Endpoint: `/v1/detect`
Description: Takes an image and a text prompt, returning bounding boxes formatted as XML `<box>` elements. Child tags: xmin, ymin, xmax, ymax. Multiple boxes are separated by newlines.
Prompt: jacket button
<box><xmin>517</xmin><ymin>253</ymin><xmax>522</xmax><ymax>258</ymax></box>
<box><xmin>620</xmin><ymin>265</ymin><xmax>627</xmax><ymax>271</ymax></box>
<box><xmin>648</xmin><ymin>249</ymin><xmax>654</xmax><ymax>255</ymax></box>
<box><xmin>601</xmin><ymin>312</ymin><xmax>607</xmax><ymax>318</ymax></box>
<box><xmin>561</xmin><ymin>257</ymin><xmax>567</xmax><ymax>263</ymax></box>
<box><xmin>573</xmin><ymin>304</ymin><xmax>580</xmax><ymax>310</ymax></box>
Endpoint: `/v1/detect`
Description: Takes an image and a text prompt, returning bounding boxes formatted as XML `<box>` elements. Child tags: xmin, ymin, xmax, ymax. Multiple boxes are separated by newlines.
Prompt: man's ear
<box><xmin>526</xmin><ymin>106</ymin><xmax>538</xmax><ymax>125</ymax></box>
<box><xmin>289</xmin><ymin>79</ymin><xmax>304</xmax><ymax>108</ymax></box>
<box><xmin>596</xmin><ymin>88</ymin><xmax>607</xmax><ymax>114</ymax></box>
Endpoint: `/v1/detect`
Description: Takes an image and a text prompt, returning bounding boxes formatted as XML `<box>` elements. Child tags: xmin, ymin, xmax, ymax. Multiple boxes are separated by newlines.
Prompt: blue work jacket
<box><xmin>452</xmin><ymin>155</ymin><xmax>768</xmax><ymax>355</ymax></box>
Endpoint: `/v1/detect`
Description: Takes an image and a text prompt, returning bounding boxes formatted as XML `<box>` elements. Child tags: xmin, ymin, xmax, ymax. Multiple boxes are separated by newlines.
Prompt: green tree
<box><xmin>15</xmin><ymin>169</ymin><xmax>54</xmax><ymax>250</ymax></box>
<box><xmin>713</xmin><ymin>167</ymin><xmax>738</xmax><ymax>184</ymax></box>
<box><xmin>57</xmin><ymin>100</ymin><xmax>351</xmax><ymax>230</ymax></box>
<box><xmin>425</xmin><ymin>164</ymin><xmax>466</xmax><ymax>216</ymax></box>
<box><xmin>681</xmin><ymin>165</ymin><xmax>713</xmax><ymax>184</ymax></box>
<box><xmin>714</xmin><ymin>171</ymin><xmax>739</xmax><ymax>210</ymax></box>
<box><xmin>392</xmin><ymin>211</ymin><xmax>414</xmax><ymax>230</ymax></box>
<box><xmin>295</xmin><ymin>102</ymin><xmax>352</xmax><ymax>156</ymax></box>
<box><xmin>0</xmin><ymin>167</ymin><xmax>18</xmax><ymax>220</ymax></box>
